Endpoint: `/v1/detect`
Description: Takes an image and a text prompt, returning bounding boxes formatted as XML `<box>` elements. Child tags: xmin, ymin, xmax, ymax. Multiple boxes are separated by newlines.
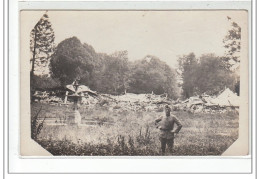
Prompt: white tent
<box><xmin>210</xmin><ymin>88</ymin><xmax>239</xmax><ymax>107</ymax></box>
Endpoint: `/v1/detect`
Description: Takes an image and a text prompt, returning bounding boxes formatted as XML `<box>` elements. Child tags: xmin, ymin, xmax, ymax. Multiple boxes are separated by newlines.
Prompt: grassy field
<box><xmin>32</xmin><ymin>103</ymin><xmax>239</xmax><ymax>156</ymax></box>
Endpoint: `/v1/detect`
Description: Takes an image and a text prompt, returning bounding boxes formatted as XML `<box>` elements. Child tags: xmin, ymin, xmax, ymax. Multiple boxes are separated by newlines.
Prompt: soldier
<box><xmin>155</xmin><ymin>105</ymin><xmax>182</xmax><ymax>155</ymax></box>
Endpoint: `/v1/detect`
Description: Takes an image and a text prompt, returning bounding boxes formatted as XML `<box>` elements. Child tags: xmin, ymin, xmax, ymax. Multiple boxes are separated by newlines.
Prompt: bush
<box><xmin>37</xmin><ymin>126</ymin><xmax>159</xmax><ymax>156</ymax></box>
<box><xmin>33</xmin><ymin>75</ymin><xmax>61</xmax><ymax>90</ymax></box>
<box><xmin>31</xmin><ymin>106</ymin><xmax>45</xmax><ymax>140</ymax></box>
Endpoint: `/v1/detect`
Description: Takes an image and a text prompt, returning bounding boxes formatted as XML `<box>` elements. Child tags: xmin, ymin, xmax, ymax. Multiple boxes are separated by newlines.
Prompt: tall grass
<box><xmin>32</xmin><ymin>103</ymin><xmax>239</xmax><ymax>156</ymax></box>
<box><xmin>31</xmin><ymin>106</ymin><xmax>46</xmax><ymax>140</ymax></box>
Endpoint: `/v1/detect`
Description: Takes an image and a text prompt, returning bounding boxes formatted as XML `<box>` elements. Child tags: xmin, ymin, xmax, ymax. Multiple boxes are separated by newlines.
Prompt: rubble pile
<box><xmin>33</xmin><ymin>91</ymin><xmax>63</xmax><ymax>104</ymax></box>
<box><xmin>176</xmin><ymin>88</ymin><xmax>239</xmax><ymax>113</ymax></box>
<box><xmin>81</xmin><ymin>93</ymin><xmax>168</xmax><ymax>112</ymax></box>
<box><xmin>33</xmin><ymin>87</ymin><xmax>239</xmax><ymax>113</ymax></box>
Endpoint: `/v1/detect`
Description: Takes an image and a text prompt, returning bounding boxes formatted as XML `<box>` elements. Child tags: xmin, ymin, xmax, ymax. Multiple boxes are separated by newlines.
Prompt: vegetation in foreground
<box><xmin>32</xmin><ymin>103</ymin><xmax>239</xmax><ymax>156</ymax></box>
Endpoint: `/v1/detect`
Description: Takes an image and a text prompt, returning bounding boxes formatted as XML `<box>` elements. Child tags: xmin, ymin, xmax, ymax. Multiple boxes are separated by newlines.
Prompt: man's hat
<box><xmin>165</xmin><ymin>105</ymin><xmax>171</xmax><ymax>111</ymax></box>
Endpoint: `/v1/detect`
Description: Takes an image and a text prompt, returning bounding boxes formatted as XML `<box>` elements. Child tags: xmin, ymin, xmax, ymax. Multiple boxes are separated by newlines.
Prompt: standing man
<box><xmin>155</xmin><ymin>105</ymin><xmax>182</xmax><ymax>155</ymax></box>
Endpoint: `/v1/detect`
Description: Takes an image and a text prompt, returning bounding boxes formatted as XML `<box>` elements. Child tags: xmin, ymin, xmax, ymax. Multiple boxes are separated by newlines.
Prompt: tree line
<box><xmin>30</xmin><ymin>13</ymin><xmax>240</xmax><ymax>100</ymax></box>
<box><xmin>178</xmin><ymin>53</ymin><xmax>239</xmax><ymax>98</ymax></box>
<box><xmin>49</xmin><ymin>36</ymin><xmax>179</xmax><ymax>98</ymax></box>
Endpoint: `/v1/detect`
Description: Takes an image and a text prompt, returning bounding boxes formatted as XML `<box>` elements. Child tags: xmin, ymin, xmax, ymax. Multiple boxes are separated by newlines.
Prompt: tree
<box><xmin>222</xmin><ymin>17</ymin><xmax>241</xmax><ymax>95</ymax></box>
<box><xmin>50</xmin><ymin>37</ymin><xmax>95</xmax><ymax>86</ymax></box>
<box><xmin>195</xmin><ymin>54</ymin><xmax>236</xmax><ymax>95</ymax></box>
<box><xmin>178</xmin><ymin>53</ymin><xmax>198</xmax><ymax>98</ymax></box>
<box><xmin>33</xmin><ymin>75</ymin><xmax>61</xmax><ymax>90</ymax></box>
<box><xmin>95</xmin><ymin>52</ymin><xmax>130</xmax><ymax>94</ymax></box>
<box><xmin>110</xmin><ymin>51</ymin><xmax>130</xmax><ymax>93</ymax></box>
<box><xmin>178</xmin><ymin>53</ymin><xmax>237</xmax><ymax>98</ymax></box>
<box><xmin>50</xmin><ymin>37</ymin><xmax>131</xmax><ymax>95</ymax></box>
<box><xmin>234</xmin><ymin>80</ymin><xmax>240</xmax><ymax>96</ymax></box>
<box><xmin>129</xmin><ymin>55</ymin><xmax>178</xmax><ymax>98</ymax></box>
<box><xmin>30</xmin><ymin>12</ymin><xmax>55</xmax><ymax>103</ymax></box>
<box><xmin>30</xmin><ymin>12</ymin><xmax>55</xmax><ymax>77</ymax></box>
<box><xmin>222</xmin><ymin>17</ymin><xmax>241</xmax><ymax>69</ymax></box>
<box><xmin>49</xmin><ymin>37</ymin><xmax>178</xmax><ymax>97</ymax></box>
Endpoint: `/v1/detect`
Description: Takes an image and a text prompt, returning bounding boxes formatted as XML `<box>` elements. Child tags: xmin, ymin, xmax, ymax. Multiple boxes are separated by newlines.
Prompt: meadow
<box><xmin>32</xmin><ymin>103</ymin><xmax>239</xmax><ymax>156</ymax></box>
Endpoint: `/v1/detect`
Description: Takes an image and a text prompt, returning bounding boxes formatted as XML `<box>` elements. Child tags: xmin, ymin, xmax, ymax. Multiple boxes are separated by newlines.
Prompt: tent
<box><xmin>210</xmin><ymin>88</ymin><xmax>239</xmax><ymax>107</ymax></box>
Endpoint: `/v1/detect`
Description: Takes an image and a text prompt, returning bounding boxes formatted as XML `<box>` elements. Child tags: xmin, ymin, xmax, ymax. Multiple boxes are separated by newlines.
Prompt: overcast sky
<box><xmin>22</xmin><ymin>10</ymin><xmax>247</xmax><ymax>68</ymax></box>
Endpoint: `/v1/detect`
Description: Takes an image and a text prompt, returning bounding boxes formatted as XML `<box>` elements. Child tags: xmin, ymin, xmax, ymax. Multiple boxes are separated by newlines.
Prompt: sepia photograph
<box><xmin>20</xmin><ymin>10</ymin><xmax>248</xmax><ymax>156</ymax></box>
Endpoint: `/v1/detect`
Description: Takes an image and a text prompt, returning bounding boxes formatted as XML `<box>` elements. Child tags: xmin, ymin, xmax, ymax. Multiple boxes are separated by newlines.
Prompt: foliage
<box><xmin>49</xmin><ymin>37</ymin><xmax>178</xmax><ymax>98</ymax></box>
<box><xmin>33</xmin><ymin>103</ymin><xmax>239</xmax><ymax>156</ymax></box>
<box><xmin>195</xmin><ymin>54</ymin><xmax>236</xmax><ymax>95</ymax></box>
<box><xmin>31</xmin><ymin>106</ymin><xmax>45</xmax><ymax>140</ymax></box>
<box><xmin>129</xmin><ymin>55</ymin><xmax>179</xmax><ymax>98</ymax></box>
<box><xmin>38</xmin><ymin>136</ymin><xmax>159</xmax><ymax>156</ymax></box>
<box><xmin>50</xmin><ymin>37</ymin><xmax>131</xmax><ymax>94</ymax></box>
<box><xmin>30</xmin><ymin>12</ymin><xmax>55</xmax><ymax>103</ymax></box>
<box><xmin>30</xmin><ymin>12</ymin><xmax>55</xmax><ymax>76</ymax></box>
<box><xmin>33</xmin><ymin>75</ymin><xmax>61</xmax><ymax>90</ymax></box>
<box><xmin>178</xmin><ymin>53</ymin><xmax>199</xmax><ymax>98</ymax></box>
<box><xmin>110</xmin><ymin>51</ymin><xmax>131</xmax><ymax>93</ymax></box>
<box><xmin>33</xmin><ymin>102</ymin><xmax>239</xmax><ymax>156</ymax></box>
<box><xmin>222</xmin><ymin>17</ymin><xmax>241</xmax><ymax>69</ymax></box>
<box><xmin>136</xmin><ymin>126</ymin><xmax>152</xmax><ymax>146</ymax></box>
<box><xmin>50</xmin><ymin>37</ymin><xmax>95</xmax><ymax>86</ymax></box>
<box><xmin>234</xmin><ymin>80</ymin><xmax>240</xmax><ymax>96</ymax></box>
<box><xmin>93</xmin><ymin>51</ymin><xmax>130</xmax><ymax>94</ymax></box>
<box><xmin>178</xmin><ymin>53</ymin><xmax>236</xmax><ymax>98</ymax></box>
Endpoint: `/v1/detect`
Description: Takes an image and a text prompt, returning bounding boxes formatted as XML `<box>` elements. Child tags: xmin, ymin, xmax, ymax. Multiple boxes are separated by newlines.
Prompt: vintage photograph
<box><xmin>20</xmin><ymin>10</ymin><xmax>248</xmax><ymax>156</ymax></box>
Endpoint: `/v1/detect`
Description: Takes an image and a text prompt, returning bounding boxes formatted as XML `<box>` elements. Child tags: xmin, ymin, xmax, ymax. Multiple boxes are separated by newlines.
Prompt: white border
<box><xmin>7</xmin><ymin>0</ymin><xmax>256</xmax><ymax>176</ymax></box>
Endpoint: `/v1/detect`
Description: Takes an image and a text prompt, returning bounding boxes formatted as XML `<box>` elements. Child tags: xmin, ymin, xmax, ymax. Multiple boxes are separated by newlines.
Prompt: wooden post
<box><xmin>64</xmin><ymin>91</ymin><xmax>68</xmax><ymax>104</ymax></box>
<box><xmin>73</xmin><ymin>97</ymin><xmax>81</xmax><ymax>125</ymax></box>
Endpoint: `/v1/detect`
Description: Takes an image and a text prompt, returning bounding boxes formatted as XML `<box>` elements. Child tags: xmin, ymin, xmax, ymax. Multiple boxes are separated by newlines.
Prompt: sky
<box><xmin>21</xmin><ymin>10</ymin><xmax>247</xmax><ymax>68</ymax></box>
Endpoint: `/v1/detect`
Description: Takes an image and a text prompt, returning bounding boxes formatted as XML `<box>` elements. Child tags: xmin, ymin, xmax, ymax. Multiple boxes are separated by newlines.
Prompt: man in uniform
<box><xmin>155</xmin><ymin>105</ymin><xmax>182</xmax><ymax>155</ymax></box>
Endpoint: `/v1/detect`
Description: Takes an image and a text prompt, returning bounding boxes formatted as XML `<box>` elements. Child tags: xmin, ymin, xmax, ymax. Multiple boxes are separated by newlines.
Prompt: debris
<box><xmin>34</xmin><ymin>87</ymin><xmax>239</xmax><ymax>114</ymax></box>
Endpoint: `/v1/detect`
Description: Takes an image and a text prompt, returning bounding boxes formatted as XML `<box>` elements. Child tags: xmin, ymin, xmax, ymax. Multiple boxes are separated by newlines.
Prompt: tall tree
<box><xmin>195</xmin><ymin>54</ymin><xmax>236</xmax><ymax>95</ymax></box>
<box><xmin>222</xmin><ymin>17</ymin><xmax>241</xmax><ymax>70</ymax></box>
<box><xmin>222</xmin><ymin>17</ymin><xmax>241</xmax><ymax>95</ymax></box>
<box><xmin>110</xmin><ymin>51</ymin><xmax>130</xmax><ymax>93</ymax></box>
<box><xmin>129</xmin><ymin>55</ymin><xmax>178</xmax><ymax>98</ymax></box>
<box><xmin>96</xmin><ymin>52</ymin><xmax>130</xmax><ymax>94</ymax></box>
<box><xmin>178</xmin><ymin>53</ymin><xmax>237</xmax><ymax>98</ymax></box>
<box><xmin>30</xmin><ymin>12</ymin><xmax>55</xmax><ymax>77</ymax></box>
<box><xmin>50</xmin><ymin>37</ymin><xmax>95</xmax><ymax>86</ymax></box>
<box><xmin>178</xmin><ymin>53</ymin><xmax>198</xmax><ymax>98</ymax></box>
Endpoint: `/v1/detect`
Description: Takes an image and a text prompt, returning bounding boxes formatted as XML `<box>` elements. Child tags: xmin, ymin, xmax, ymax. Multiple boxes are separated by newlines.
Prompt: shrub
<box><xmin>31</xmin><ymin>106</ymin><xmax>45</xmax><ymax>140</ymax></box>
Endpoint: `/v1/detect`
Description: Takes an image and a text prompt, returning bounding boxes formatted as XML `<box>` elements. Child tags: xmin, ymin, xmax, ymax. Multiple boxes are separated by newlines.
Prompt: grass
<box><xmin>31</xmin><ymin>103</ymin><xmax>239</xmax><ymax>156</ymax></box>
